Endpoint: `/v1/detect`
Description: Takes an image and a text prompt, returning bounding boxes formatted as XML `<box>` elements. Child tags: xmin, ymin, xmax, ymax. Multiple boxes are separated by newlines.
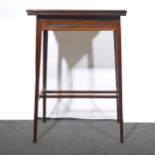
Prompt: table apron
<box><xmin>38</xmin><ymin>19</ymin><xmax>119</xmax><ymax>31</ymax></box>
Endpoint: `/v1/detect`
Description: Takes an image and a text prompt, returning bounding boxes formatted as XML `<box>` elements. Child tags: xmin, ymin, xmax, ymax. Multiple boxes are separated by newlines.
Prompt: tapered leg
<box><xmin>114</xmin><ymin>22</ymin><xmax>124</xmax><ymax>143</ymax></box>
<box><xmin>113</xmin><ymin>31</ymin><xmax>120</xmax><ymax>123</ymax></box>
<box><xmin>33</xmin><ymin>20</ymin><xmax>42</xmax><ymax>143</ymax></box>
<box><xmin>43</xmin><ymin>31</ymin><xmax>48</xmax><ymax>123</ymax></box>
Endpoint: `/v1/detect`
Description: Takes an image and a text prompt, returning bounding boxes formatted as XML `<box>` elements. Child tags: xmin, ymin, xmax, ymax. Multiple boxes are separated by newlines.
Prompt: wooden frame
<box><xmin>26</xmin><ymin>9</ymin><xmax>127</xmax><ymax>143</ymax></box>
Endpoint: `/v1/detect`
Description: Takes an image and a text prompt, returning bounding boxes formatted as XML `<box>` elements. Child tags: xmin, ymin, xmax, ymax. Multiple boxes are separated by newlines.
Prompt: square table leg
<box><xmin>114</xmin><ymin>22</ymin><xmax>124</xmax><ymax>143</ymax></box>
<box><xmin>33</xmin><ymin>20</ymin><xmax>42</xmax><ymax>143</ymax></box>
<box><xmin>114</xmin><ymin>31</ymin><xmax>120</xmax><ymax>124</ymax></box>
<box><xmin>43</xmin><ymin>31</ymin><xmax>48</xmax><ymax>123</ymax></box>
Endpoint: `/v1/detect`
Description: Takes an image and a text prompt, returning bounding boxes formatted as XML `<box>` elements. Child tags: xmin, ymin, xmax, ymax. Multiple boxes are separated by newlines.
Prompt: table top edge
<box><xmin>26</xmin><ymin>9</ymin><xmax>127</xmax><ymax>16</ymax></box>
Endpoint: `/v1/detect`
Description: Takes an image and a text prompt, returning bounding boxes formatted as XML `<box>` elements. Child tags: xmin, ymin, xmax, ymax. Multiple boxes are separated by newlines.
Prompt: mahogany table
<box><xmin>26</xmin><ymin>9</ymin><xmax>127</xmax><ymax>143</ymax></box>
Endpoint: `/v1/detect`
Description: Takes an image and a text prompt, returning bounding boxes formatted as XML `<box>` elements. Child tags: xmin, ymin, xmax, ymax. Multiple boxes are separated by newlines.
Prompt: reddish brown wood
<box><xmin>113</xmin><ymin>31</ymin><xmax>120</xmax><ymax>123</ymax></box>
<box><xmin>44</xmin><ymin>90</ymin><xmax>118</xmax><ymax>93</ymax></box>
<box><xmin>27</xmin><ymin>9</ymin><xmax>127</xmax><ymax>143</ymax></box>
<box><xmin>43</xmin><ymin>31</ymin><xmax>48</xmax><ymax>123</ymax></box>
<box><xmin>39</xmin><ymin>18</ymin><xmax>118</xmax><ymax>31</ymax></box>
<box><xmin>33</xmin><ymin>20</ymin><xmax>42</xmax><ymax>143</ymax></box>
<box><xmin>40</xmin><ymin>95</ymin><xmax>118</xmax><ymax>98</ymax></box>
<box><xmin>114</xmin><ymin>22</ymin><xmax>124</xmax><ymax>143</ymax></box>
<box><xmin>40</xmin><ymin>90</ymin><xmax>118</xmax><ymax>99</ymax></box>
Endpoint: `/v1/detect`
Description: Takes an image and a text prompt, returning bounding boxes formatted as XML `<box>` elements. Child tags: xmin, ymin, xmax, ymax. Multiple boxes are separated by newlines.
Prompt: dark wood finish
<box><xmin>26</xmin><ymin>9</ymin><xmax>127</xmax><ymax>17</ymax></box>
<box><xmin>44</xmin><ymin>90</ymin><xmax>118</xmax><ymax>93</ymax></box>
<box><xmin>43</xmin><ymin>31</ymin><xmax>48</xmax><ymax>123</ymax></box>
<box><xmin>113</xmin><ymin>31</ymin><xmax>120</xmax><ymax>123</ymax></box>
<box><xmin>40</xmin><ymin>90</ymin><xmax>118</xmax><ymax>98</ymax></box>
<box><xmin>33</xmin><ymin>20</ymin><xmax>42</xmax><ymax>143</ymax></box>
<box><xmin>114</xmin><ymin>23</ymin><xmax>124</xmax><ymax>143</ymax></box>
<box><xmin>40</xmin><ymin>95</ymin><xmax>118</xmax><ymax>98</ymax></box>
<box><xmin>40</xmin><ymin>91</ymin><xmax>118</xmax><ymax>98</ymax></box>
<box><xmin>27</xmin><ymin>9</ymin><xmax>127</xmax><ymax>143</ymax></box>
<box><xmin>39</xmin><ymin>19</ymin><xmax>119</xmax><ymax>31</ymax></box>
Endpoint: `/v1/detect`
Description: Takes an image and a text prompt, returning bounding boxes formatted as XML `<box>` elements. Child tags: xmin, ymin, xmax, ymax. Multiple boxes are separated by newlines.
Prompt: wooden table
<box><xmin>26</xmin><ymin>9</ymin><xmax>127</xmax><ymax>143</ymax></box>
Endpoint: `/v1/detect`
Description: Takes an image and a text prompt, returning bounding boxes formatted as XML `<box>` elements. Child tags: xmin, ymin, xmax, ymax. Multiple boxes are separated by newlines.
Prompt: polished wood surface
<box><xmin>26</xmin><ymin>9</ymin><xmax>127</xmax><ymax>17</ymax></box>
<box><xmin>43</xmin><ymin>31</ymin><xmax>48</xmax><ymax>123</ymax></box>
<box><xmin>27</xmin><ymin>9</ymin><xmax>127</xmax><ymax>143</ymax></box>
<box><xmin>37</xmin><ymin>19</ymin><xmax>119</xmax><ymax>31</ymax></box>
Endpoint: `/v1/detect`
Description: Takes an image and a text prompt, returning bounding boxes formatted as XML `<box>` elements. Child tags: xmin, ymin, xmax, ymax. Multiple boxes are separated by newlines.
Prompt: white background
<box><xmin>0</xmin><ymin>0</ymin><xmax>155</xmax><ymax>122</ymax></box>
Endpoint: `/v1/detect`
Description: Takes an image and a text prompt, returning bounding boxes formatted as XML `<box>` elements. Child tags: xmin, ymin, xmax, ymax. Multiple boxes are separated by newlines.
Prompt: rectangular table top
<box><xmin>26</xmin><ymin>9</ymin><xmax>127</xmax><ymax>17</ymax></box>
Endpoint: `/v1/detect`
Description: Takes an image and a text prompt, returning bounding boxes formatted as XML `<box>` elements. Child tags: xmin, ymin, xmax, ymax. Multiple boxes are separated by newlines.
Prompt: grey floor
<box><xmin>0</xmin><ymin>120</ymin><xmax>155</xmax><ymax>155</ymax></box>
